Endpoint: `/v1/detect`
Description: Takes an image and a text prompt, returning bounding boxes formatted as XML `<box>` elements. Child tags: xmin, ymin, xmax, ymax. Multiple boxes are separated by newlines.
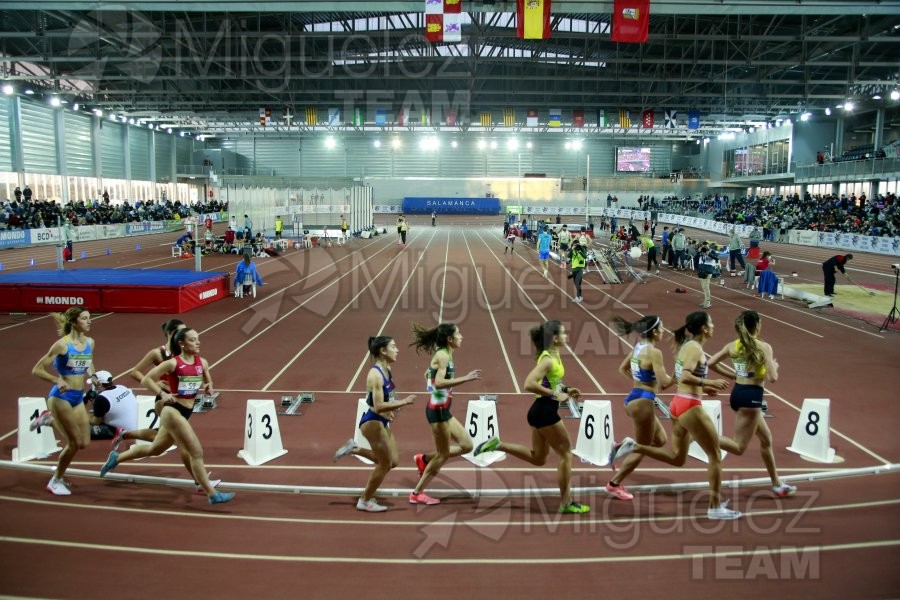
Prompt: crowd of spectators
<box><xmin>0</xmin><ymin>195</ymin><xmax>228</xmax><ymax>230</ymax></box>
<box><xmin>706</xmin><ymin>192</ymin><xmax>898</xmax><ymax>237</ymax></box>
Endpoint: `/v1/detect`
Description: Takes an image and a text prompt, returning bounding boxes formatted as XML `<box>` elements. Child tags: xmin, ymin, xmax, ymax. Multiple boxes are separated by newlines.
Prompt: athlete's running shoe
<box><xmin>408</xmin><ymin>492</ymin><xmax>441</xmax><ymax>505</ymax></box>
<box><xmin>333</xmin><ymin>438</ymin><xmax>358</xmax><ymax>463</ymax></box>
<box><xmin>473</xmin><ymin>437</ymin><xmax>500</xmax><ymax>456</ymax></box>
<box><xmin>414</xmin><ymin>453</ymin><xmax>427</xmax><ymax>478</ymax></box>
<box><xmin>30</xmin><ymin>409</ymin><xmax>53</xmax><ymax>432</ymax></box>
<box><xmin>46</xmin><ymin>477</ymin><xmax>71</xmax><ymax>496</ymax></box>
<box><xmin>773</xmin><ymin>483</ymin><xmax>797</xmax><ymax>497</ymax></box>
<box><xmin>608</xmin><ymin>437</ymin><xmax>636</xmax><ymax>470</ymax></box>
<box><xmin>208</xmin><ymin>491</ymin><xmax>236</xmax><ymax>505</ymax></box>
<box><xmin>111</xmin><ymin>427</ymin><xmax>127</xmax><ymax>451</ymax></box>
<box><xmin>100</xmin><ymin>451</ymin><xmax>119</xmax><ymax>477</ymax></box>
<box><xmin>707</xmin><ymin>500</ymin><xmax>742</xmax><ymax>520</ymax></box>
<box><xmin>605</xmin><ymin>482</ymin><xmax>634</xmax><ymax>501</ymax></box>
<box><xmin>559</xmin><ymin>501</ymin><xmax>590</xmax><ymax>514</ymax></box>
<box><xmin>356</xmin><ymin>498</ymin><xmax>388</xmax><ymax>512</ymax></box>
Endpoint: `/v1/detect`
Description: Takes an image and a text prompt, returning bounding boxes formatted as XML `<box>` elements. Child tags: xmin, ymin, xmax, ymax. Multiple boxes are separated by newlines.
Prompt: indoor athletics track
<box><xmin>0</xmin><ymin>216</ymin><xmax>897</xmax><ymax>599</ymax></box>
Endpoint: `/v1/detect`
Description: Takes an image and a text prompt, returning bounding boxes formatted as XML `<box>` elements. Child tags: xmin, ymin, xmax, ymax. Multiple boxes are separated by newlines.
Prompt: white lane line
<box><xmin>267</xmin><ymin>231</ymin><xmax>438</xmax><ymax>391</ymax></box>
<box><xmin>439</xmin><ymin>229</ymin><xmax>450</xmax><ymax>323</ymax></box>
<box><xmin>462</xmin><ymin>228</ymin><xmax>520</xmax><ymax>393</ymax></box>
<box><xmin>474</xmin><ymin>231</ymin><xmax>605</xmax><ymax>393</ymax></box>
<box><xmin>344</xmin><ymin>231</ymin><xmax>440</xmax><ymax>392</ymax></box>
<box><xmin>205</xmin><ymin>236</ymin><xmax>394</xmax><ymax>372</ymax></box>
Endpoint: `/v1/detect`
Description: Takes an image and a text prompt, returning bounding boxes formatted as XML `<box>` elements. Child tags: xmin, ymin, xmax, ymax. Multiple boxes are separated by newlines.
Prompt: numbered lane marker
<box><xmin>237</xmin><ymin>399</ymin><xmax>288</xmax><ymax>466</ymax></box>
<box><xmin>688</xmin><ymin>400</ymin><xmax>728</xmax><ymax>463</ymax></box>
<box><xmin>13</xmin><ymin>397</ymin><xmax>61</xmax><ymax>463</ymax></box>
<box><xmin>134</xmin><ymin>395</ymin><xmax>175</xmax><ymax>455</ymax></box>
<box><xmin>572</xmin><ymin>400</ymin><xmax>614</xmax><ymax>466</ymax></box>
<box><xmin>462</xmin><ymin>399</ymin><xmax>506</xmax><ymax>467</ymax></box>
<box><xmin>787</xmin><ymin>398</ymin><xmax>839</xmax><ymax>463</ymax></box>
<box><xmin>353</xmin><ymin>398</ymin><xmax>374</xmax><ymax>465</ymax></box>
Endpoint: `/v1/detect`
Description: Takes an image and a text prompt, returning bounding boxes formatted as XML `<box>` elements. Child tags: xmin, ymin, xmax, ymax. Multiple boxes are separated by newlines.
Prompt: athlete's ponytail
<box><xmin>530</xmin><ymin>320</ymin><xmax>563</xmax><ymax>356</ymax></box>
<box><xmin>734</xmin><ymin>311</ymin><xmax>765</xmax><ymax>367</ymax></box>
<box><xmin>611</xmin><ymin>315</ymin><xmax>661</xmax><ymax>340</ymax></box>
<box><xmin>410</xmin><ymin>323</ymin><xmax>456</xmax><ymax>354</ymax></box>
<box><xmin>672</xmin><ymin>311</ymin><xmax>709</xmax><ymax>346</ymax></box>
<box><xmin>368</xmin><ymin>335</ymin><xmax>393</xmax><ymax>360</ymax></box>
<box><xmin>51</xmin><ymin>306</ymin><xmax>87</xmax><ymax>336</ymax></box>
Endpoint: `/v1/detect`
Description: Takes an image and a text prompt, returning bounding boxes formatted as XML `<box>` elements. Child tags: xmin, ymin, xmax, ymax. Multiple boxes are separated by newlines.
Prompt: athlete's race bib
<box><xmin>177</xmin><ymin>375</ymin><xmax>203</xmax><ymax>396</ymax></box>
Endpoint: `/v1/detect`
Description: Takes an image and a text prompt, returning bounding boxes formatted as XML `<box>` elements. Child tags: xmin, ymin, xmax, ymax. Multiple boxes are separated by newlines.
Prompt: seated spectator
<box><xmin>756</xmin><ymin>251</ymin><xmax>773</xmax><ymax>271</ymax></box>
<box><xmin>223</xmin><ymin>227</ymin><xmax>235</xmax><ymax>252</ymax></box>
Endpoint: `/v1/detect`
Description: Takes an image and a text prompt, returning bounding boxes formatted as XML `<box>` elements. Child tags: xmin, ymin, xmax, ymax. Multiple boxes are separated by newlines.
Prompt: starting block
<box><xmin>688</xmin><ymin>400</ymin><xmax>728</xmax><ymax>463</ymax></box>
<box><xmin>237</xmin><ymin>399</ymin><xmax>288</xmax><ymax>466</ymax></box>
<box><xmin>787</xmin><ymin>398</ymin><xmax>838</xmax><ymax>463</ymax></box>
<box><xmin>192</xmin><ymin>392</ymin><xmax>219</xmax><ymax>413</ymax></box>
<box><xmin>572</xmin><ymin>400</ymin><xmax>615</xmax><ymax>466</ymax></box>
<box><xmin>353</xmin><ymin>398</ymin><xmax>374</xmax><ymax>464</ymax></box>
<box><xmin>13</xmin><ymin>397</ymin><xmax>61</xmax><ymax>462</ymax></box>
<box><xmin>462</xmin><ymin>399</ymin><xmax>506</xmax><ymax>467</ymax></box>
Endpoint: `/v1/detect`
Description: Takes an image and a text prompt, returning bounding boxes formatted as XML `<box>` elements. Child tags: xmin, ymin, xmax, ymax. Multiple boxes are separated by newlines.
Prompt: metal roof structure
<box><xmin>1</xmin><ymin>1</ymin><xmax>898</xmax><ymax>138</ymax></box>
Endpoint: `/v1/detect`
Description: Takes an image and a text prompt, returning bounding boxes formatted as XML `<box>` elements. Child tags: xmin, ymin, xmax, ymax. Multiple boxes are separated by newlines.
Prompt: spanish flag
<box><xmin>517</xmin><ymin>0</ymin><xmax>551</xmax><ymax>40</ymax></box>
<box><xmin>305</xmin><ymin>107</ymin><xmax>317</xmax><ymax>125</ymax></box>
<box><xmin>480</xmin><ymin>112</ymin><xmax>492</xmax><ymax>127</ymax></box>
<box><xmin>503</xmin><ymin>107</ymin><xmax>515</xmax><ymax>127</ymax></box>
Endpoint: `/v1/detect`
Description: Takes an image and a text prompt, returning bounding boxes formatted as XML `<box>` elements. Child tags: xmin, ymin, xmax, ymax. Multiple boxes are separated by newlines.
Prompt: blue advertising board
<box><xmin>402</xmin><ymin>197</ymin><xmax>501</xmax><ymax>215</ymax></box>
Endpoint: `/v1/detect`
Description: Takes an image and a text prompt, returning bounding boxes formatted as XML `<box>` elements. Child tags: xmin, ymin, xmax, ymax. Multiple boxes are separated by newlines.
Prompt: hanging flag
<box><xmin>259</xmin><ymin>107</ymin><xmax>271</xmax><ymax>127</ymax></box>
<box><xmin>597</xmin><ymin>110</ymin><xmax>606</xmax><ymax>128</ymax></box>
<box><xmin>503</xmin><ymin>107</ymin><xmax>515</xmax><ymax>127</ymax></box>
<box><xmin>421</xmin><ymin>108</ymin><xmax>432</xmax><ymax>126</ymax></box>
<box><xmin>573</xmin><ymin>108</ymin><xmax>585</xmax><ymax>128</ymax></box>
<box><xmin>397</xmin><ymin>106</ymin><xmax>410</xmax><ymax>126</ymax></box>
<box><xmin>445</xmin><ymin>107</ymin><xmax>458</xmax><ymax>126</ymax></box>
<box><xmin>619</xmin><ymin>109</ymin><xmax>631</xmax><ymax>128</ymax></box>
<box><xmin>480</xmin><ymin>112</ymin><xmax>492</xmax><ymax>127</ymax></box>
<box><xmin>664</xmin><ymin>109</ymin><xmax>677</xmax><ymax>129</ymax></box>
<box><xmin>425</xmin><ymin>0</ymin><xmax>463</xmax><ymax>43</ymax></box>
<box><xmin>353</xmin><ymin>107</ymin><xmax>364</xmax><ymax>127</ymax></box>
<box><xmin>375</xmin><ymin>109</ymin><xmax>387</xmax><ymax>126</ymax></box>
<box><xmin>282</xmin><ymin>108</ymin><xmax>294</xmax><ymax>126</ymax></box>
<box><xmin>516</xmin><ymin>0</ymin><xmax>551</xmax><ymax>40</ymax></box>
<box><xmin>526</xmin><ymin>108</ymin><xmax>539</xmax><ymax>127</ymax></box>
<box><xmin>641</xmin><ymin>109</ymin><xmax>654</xmax><ymax>128</ymax></box>
<box><xmin>305</xmin><ymin>107</ymin><xmax>317</xmax><ymax>125</ymax></box>
<box><xmin>327</xmin><ymin>108</ymin><xmax>340</xmax><ymax>127</ymax></box>
<box><xmin>611</xmin><ymin>0</ymin><xmax>649</xmax><ymax>44</ymax></box>
<box><xmin>548</xmin><ymin>108</ymin><xmax>561</xmax><ymax>127</ymax></box>
<box><xmin>688</xmin><ymin>109</ymin><xmax>700</xmax><ymax>130</ymax></box>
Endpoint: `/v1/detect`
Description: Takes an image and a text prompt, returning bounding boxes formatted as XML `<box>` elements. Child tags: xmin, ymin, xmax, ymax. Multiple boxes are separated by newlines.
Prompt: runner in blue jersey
<box><xmin>537</xmin><ymin>225</ymin><xmax>553</xmax><ymax>278</ymax></box>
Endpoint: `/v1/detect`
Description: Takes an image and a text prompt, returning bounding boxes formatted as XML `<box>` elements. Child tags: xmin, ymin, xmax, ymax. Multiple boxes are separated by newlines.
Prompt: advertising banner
<box><xmin>402</xmin><ymin>197</ymin><xmax>501</xmax><ymax>215</ymax></box>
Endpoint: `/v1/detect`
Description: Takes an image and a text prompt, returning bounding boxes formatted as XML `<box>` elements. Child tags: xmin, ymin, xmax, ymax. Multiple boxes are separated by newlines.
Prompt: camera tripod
<box><xmin>881</xmin><ymin>268</ymin><xmax>899</xmax><ymax>331</ymax></box>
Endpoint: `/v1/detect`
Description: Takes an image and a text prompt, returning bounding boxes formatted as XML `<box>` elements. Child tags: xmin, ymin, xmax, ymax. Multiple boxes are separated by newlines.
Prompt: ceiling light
<box><xmin>873</xmin><ymin>94</ymin><xmax>882</xmax><ymax>100</ymax></box>
<box><xmin>50</xmin><ymin>97</ymin><xmax>61</xmax><ymax>107</ymax></box>
<box><xmin>478</xmin><ymin>140</ymin><xmax>487</xmax><ymax>150</ymax></box>
<box><xmin>72</xmin><ymin>103</ymin><xmax>79</xmax><ymax>111</ymax></box>
<box><xmin>2</xmin><ymin>84</ymin><xmax>13</xmax><ymax>95</ymax></box>
<box><xmin>373</xmin><ymin>140</ymin><xmax>381</xmax><ymax>148</ymax></box>
<box><xmin>324</xmin><ymin>137</ymin><xmax>336</xmax><ymax>149</ymax></box>
<box><xmin>825</xmin><ymin>107</ymin><xmax>832</xmax><ymax>116</ymax></box>
<box><xmin>891</xmin><ymin>90</ymin><xmax>900</xmax><ymax>101</ymax></box>
<box><xmin>450</xmin><ymin>140</ymin><xmax>458</xmax><ymax>148</ymax></box>
<box><xmin>24</xmin><ymin>88</ymin><xmax>34</xmax><ymax>95</ymax></box>
<box><xmin>507</xmin><ymin>139</ymin><xmax>519</xmax><ymax>151</ymax></box>
<box><xmin>128</xmin><ymin>118</ymin><xmax>135</xmax><ymax>124</ymax></box>
<box><xmin>526</xmin><ymin>141</ymin><xmax>533</xmax><ymax>149</ymax></box>
<box><xmin>490</xmin><ymin>140</ymin><xmax>497</xmax><ymax>149</ymax></box>
<box><xmin>844</xmin><ymin>101</ymin><xmax>854</xmax><ymax>111</ymax></box>
<box><xmin>166</xmin><ymin>128</ymin><xmax>172</xmax><ymax>134</ymax></box>
<box><xmin>800</xmin><ymin>112</ymin><xmax>811</xmax><ymax>122</ymax></box>
<box><xmin>391</xmin><ymin>138</ymin><xmax>401</xmax><ymax>149</ymax></box>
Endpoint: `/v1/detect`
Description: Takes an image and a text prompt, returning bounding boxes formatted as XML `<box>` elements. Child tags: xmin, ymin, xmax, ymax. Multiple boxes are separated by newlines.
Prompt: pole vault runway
<box><xmin>0</xmin><ymin>219</ymin><xmax>898</xmax><ymax>598</ymax></box>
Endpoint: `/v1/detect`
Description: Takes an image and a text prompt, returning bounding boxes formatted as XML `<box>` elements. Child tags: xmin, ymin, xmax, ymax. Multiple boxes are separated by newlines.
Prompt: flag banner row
<box><xmin>254</xmin><ymin>107</ymin><xmax>703</xmax><ymax>129</ymax></box>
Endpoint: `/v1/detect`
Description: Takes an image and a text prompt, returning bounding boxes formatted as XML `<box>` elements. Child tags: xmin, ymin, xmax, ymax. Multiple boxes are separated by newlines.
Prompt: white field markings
<box><xmin>438</xmin><ymin>228</ymin><xmax>450</xmax><ymax>323</ymax></box>
<box><xmin>461</xmin><ymin>228</ymin><xmax>521</xmax><ymax>393</ymax></box>
<box><xmin>203</xmin><ymin>235</ymin><xmax>400</xmax><ymax>373</ymax></box>
<box><xmin>4</xmin><ymin>491</ymin><xmax>897</xmax><ymax>529</ymax></box>
<box><xmin>511</xmin><ymin>236</ymin><xmax>893</xmax><ymax>464</ymax></box>
<box><xmin>0</xmin><ymin>503</ymin><xmax>900</xmax><ymax>566</ymax></box>
<box><xmin>266</xmin><ymin>230</ymin><xmax>439</xmax><ymax>391</ymax></box>
<box><xmin>473</xmin><ymin>230</ymin><xmax>605</xmax><ymax>393</ymax></box>
<box><xmin>343</xmin><ymin>231</ymin><xmax>440</xmax><ymax>392</ymax></box>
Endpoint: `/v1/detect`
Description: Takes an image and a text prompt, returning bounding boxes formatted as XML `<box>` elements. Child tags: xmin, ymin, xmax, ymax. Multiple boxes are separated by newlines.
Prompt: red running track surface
<box><xmin>0</xmin><ymin>217</ymin><xmax>898</xmax><ymax>599</ymax></box>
